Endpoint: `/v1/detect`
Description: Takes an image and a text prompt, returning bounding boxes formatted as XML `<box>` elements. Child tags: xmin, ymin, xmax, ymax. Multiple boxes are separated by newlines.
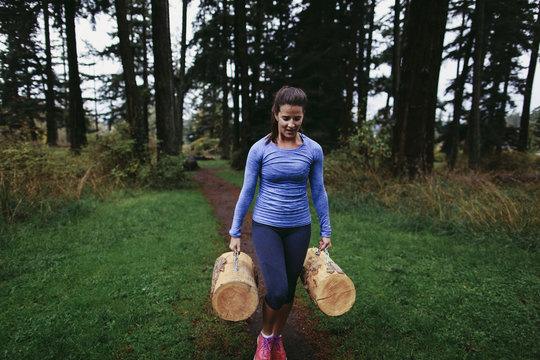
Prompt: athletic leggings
<box><xmin>251</xmin><ymin>220</ymin><xmax>311</xmax><ymax>310</ymax></box>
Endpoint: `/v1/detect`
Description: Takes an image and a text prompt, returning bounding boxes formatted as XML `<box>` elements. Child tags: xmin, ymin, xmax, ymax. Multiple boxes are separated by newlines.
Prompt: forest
<box><xmin>1</xmin><ymin>0</ymin><xmax>539</xmax><ymax>172</ymax></box>
<box><xmin>1</xmin><ymin>0</ymin><xmax>540</xmax><ymax>359</ymax></box>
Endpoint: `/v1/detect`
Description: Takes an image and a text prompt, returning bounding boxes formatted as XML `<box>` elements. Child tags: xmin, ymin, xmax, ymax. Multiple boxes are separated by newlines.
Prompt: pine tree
<box><xmin>289</xmin><ymin>0</ymin><xmax>347</xmax><ymax>149</ymax></box>
<box><xmin>518</xmin><ymin>2</ymin><xmax>540</xmax><ymax>152</ymax></box>
<box><xmin>468</xmin><ymin>0</ymin><xmax>485</xmax><ymax>170</ymax></box>
<box><xmin>114</xmin><ymin>0</ymin><xmax>148</xmax><ymax>161</ymax></box>
<box><xmin>64</xmin><ymin>0</ymin><xmax>87</xmax><ymax>151</ymax></box>
<box><xmin>152</xmin><ymin>0</ymin><xmax>179</xmax><ymax>156</ymax></box>
<box><xmin>0</xmin><ymin>0</ymin><xmax>42</xmax><ymax>137</ymax></box>
<box><xmin>392</xmin><ymin>0</ymin><xmax>450</xmax><ymax>177</ymax></box>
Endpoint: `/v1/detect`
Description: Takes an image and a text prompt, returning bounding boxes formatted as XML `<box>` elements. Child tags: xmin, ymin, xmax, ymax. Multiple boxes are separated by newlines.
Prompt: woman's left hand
<box><xmin>319</xmin><ymin>237</ymin><xmax>332</xmax><ymax>251</ymax></box>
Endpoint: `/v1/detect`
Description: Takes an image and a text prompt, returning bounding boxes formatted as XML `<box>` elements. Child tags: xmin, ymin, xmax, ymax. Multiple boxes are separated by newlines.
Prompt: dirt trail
<box><xmin>192</xmin><ymin>167</ymin><xmax>329</xmax><ymax>360</ymax></box>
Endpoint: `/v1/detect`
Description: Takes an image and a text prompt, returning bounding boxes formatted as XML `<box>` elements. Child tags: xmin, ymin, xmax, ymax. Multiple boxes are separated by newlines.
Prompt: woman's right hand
<box><xmin>229</xmin><ymin>237</ymin><xmax>241</xmax><ymax>253</ymax></box>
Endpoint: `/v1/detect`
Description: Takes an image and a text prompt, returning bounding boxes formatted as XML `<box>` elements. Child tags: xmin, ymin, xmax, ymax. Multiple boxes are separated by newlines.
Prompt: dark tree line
<box><xmin>0</xmin><ymin>0</ymin><xmax>539</xmax><ymax>177</ymax></box>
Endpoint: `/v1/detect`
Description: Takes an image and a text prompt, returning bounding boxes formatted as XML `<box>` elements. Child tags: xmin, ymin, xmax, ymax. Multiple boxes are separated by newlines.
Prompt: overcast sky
<box><xmin>73</xmin><ymin>0</ymin><xmax>539</xmax><ymax>123</ymax></box>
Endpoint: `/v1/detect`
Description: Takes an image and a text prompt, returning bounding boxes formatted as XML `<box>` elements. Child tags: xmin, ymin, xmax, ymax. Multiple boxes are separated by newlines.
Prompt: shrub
<box><xmin>186</xmin><ymin>137</ymin><xmax>220</xmax><ymax>158</ymax></box>
<box><xmin>324</xmin><ymin>127</ymin><xmax>540</xmax><ymax>250</ymax></box>
<box><xmin>0</xmin><ymin>124</ymin><xmax>189</xmax><ymax>225</ymax></box>
<box><xmin>146</xmin><ymin>154</ymin><xmax>187</xmax><ymax>190</ymax></box>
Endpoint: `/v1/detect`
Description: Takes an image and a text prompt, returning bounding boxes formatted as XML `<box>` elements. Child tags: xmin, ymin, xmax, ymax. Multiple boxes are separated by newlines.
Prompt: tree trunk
<box><xmin>64</xmin><ymin>0</ymin><xmax>86</xmax><ymax>152</ymax></box>
<box><xmin>250</xmin><ymin>0</ymin><xmax>264</xmax><ymax>104</ymax></box>
<box><xmin>115</xmin><ymin>0</ymin><xmax>147</xmax><ymax>161</ymax></box>
<box><xmin>392</xmin><ymin>0</ymin><xmax>449</xmax><ymax>178</ymax></box>
<box><xmin>468</xmin><ymin>0</ymin><xmax>485</xmax><ymax>171</ymax></box>
<box><xmin>361</xmin><ymin>0</ymin><xmax>375</xmax><ymax>123</ymax></box>
<box><xmin>233</xmin><ymin>0</ymin><xmax>250</xmax><ymax>143</ymax></box>
<box><xmin>494</xmin><ymin>74</ymin><xmax>509</xmax><ymax>156</ymax></box>
<box><xmin>220</xmin><ymin>0</ymin><xmax>230</xmax><ymax>158</ymax></box>
<box><xmin>392</xmin><ymin>0</ymin><xmax>402</xmax><ymax>123</ymax></box>
<box><xmin>151</xmin><ymin>0</ymin><xmax>179</xmax><ymax>157</ymax></box>
<box><xmin>43</xmin><ymin>0</ymin><xmax>57</xmax><ymax>146</ymax></box>
<box><xmin>343</xmin><ymin>1</ymin><xmax>360</xmax><ymax>136</ymax></box>
<box><xmin>518</xmin><ymin>3</ymin><xmax>540</xmax><ymax>152</ymax></box>
<box><xmin>141</xmin><ymin>0</ymin><xmax>150</xmax><ymax>142</ymax></box>
<box><xmin>175</xmin><ymin>0</ymin><xmax>189</xmax><ymax>152</ymax></box>
<box><xmin>448</xmin><ymin>14</ymin><xmax>473</xmax><ymax>170</ymax></box>
<box><xmin>357</xmin><ymin>1</ymin><xmax>367</xmax><ymax>124</ymax></box>
<box><xmin>233</xmin><ymin>66</ymin><xmax>240</xmax><ymax>151</ymax></box>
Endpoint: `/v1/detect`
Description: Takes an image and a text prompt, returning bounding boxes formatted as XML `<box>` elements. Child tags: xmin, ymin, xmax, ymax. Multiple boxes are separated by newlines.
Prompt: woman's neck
<box><xmin>276</xmin><ymin>133</ymin><xmax>302</xmax><ymax>149</ymax></box>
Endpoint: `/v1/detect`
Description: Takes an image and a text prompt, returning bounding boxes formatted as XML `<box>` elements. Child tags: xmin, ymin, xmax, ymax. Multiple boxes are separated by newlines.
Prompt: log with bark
<box><xmin>210</xmin><ymin>251</ymin><xmax>258</xmax><ymax>321</ymax></box>
<box><xmin>301</xmin><ymin>247</ymin><xmax>356</xmax><ymax>316</ymax></box>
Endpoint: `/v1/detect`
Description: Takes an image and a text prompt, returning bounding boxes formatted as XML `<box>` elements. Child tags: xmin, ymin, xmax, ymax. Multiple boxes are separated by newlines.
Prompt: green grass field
<box><xmin>1</xmin><ymin>160</ymin><xmax>539</xmax><ymax>359</ymax></box>
<box><xmin>0</xmin><ymin>190</ymin><xmax>251</xmax><ymax>360</ymax></box>
<box><xmin>206</xmin><ymin>160</ymin><xmax>540</xmax><ymax>359</ymax></box>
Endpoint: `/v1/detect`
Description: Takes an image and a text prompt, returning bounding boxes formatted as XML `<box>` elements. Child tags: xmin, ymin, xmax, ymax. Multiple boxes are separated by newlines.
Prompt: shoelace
<box><xmin>273</xmin><ymin>337</ymin><xmax>282</xmax><ymax>351</ymax></box>
<box><xmin>260</xmin><ymin>337</ymin><xmax>273</xmax><ymax>356</ymax></box>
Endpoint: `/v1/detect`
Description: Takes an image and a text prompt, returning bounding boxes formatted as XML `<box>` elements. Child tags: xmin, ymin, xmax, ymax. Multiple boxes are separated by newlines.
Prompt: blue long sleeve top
<box><xmin>229</xmin><ymin>133</ymin><xmax>331</xmax><ymax>238</ymax></box>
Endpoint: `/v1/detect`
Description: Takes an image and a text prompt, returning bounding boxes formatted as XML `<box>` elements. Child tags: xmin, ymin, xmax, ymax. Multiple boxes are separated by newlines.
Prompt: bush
<box><xmin>324</xmin><ymin>126</ymin><xmax>540</xmax><ymax>250</ymax></box>
<box><xmin>186</xmin><ymin>137</ymin><xmax>220</xmax><ymax>158</ymax></box>
<box><xmin>145</xmin><ymin>154</ymin><xmax>187</xmax><ymax>190</ymax></box>
<box><xmin>0</xmin><ymin>136</ymin><xmax>98</xmax><ymax>225</ymax></box>
<box><xmin>230</xmin><ymin>147</ymin><xmax>248</xmax><ymax>170</ymax></box>
<box><xmin>0</xmin><ymin>124</ymin><xmax>189</xmax><ymax>225</ymax></box>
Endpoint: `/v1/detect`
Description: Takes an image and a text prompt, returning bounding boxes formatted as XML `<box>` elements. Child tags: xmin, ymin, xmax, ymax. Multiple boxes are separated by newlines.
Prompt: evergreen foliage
<box><xmin>0</xmin><ymin>0</ymin><xmax>539</xmax><ymax>172</ymax></box>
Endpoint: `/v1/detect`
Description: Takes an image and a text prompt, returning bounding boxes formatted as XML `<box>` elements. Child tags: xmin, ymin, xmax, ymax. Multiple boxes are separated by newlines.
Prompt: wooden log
<box><xmin>301</xmin><ymin>247</ymin><xmax>356</xmax><ymax>316</ymax></box>
<box><xmin>210</xmin><ymin>251</ymin><xmax>258</xmax><ymax>321</ymax></box>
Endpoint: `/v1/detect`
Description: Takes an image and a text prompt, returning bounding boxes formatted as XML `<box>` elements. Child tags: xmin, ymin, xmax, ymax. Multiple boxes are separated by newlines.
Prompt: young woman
<box><xmin>229</xmin><ymin>86</ymin><xmax>332</xmax><ymax>360</ymax></box>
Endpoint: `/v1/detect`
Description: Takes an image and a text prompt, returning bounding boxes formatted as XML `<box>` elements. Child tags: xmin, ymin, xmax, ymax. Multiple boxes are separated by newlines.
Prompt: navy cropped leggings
<box><xmin>252</xmin><ymin>220</ymin><xmax>311</xmax><ymax>310</ymax></box>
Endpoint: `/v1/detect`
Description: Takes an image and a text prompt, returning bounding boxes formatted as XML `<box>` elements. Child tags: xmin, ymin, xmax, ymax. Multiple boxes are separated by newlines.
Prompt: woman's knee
<box><xmin>266</xmin><ymin>287</ymin><xmax>289</xmax><ymax>309</ymax></box>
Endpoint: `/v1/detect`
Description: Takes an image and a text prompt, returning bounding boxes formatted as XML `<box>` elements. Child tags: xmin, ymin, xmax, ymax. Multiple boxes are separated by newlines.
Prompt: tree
<box><xmin>0</xmin><ymin>0</ymin><xmax>42</xmax><ymax>137</ymax></box>
<box><xmin>43</xmin><ymin>0</ymin><xmax>57</xmax><ymax>145</ymax></box>
<box><xmin>391</xmin><ymin>0</ymin><xmax>403</xmax><ymax>124</ymax></box>
<box><xmin>64</xmin><ymin>0</ymin><xmax>87</xmax><ymax>151</ymax></box>
<box><xmin>151</xmin><ymin>0</ymin><xmax>180</xmax><ymax>156</ymax></box>
<box><xmin>481</xmin><ymin>0</ymin><xmax>531</xmax><ymax>157</ymax></box>
<box><xmin>443</xmin><ymin>0</ymin><xmax>474</xmax><ymax>169</ymax></box>
<box><xmin>343</xmin><ymin>1</ymin><xmax>361</xmax><ymax>136</ymax></box>
<box><xmin>177</xmin><ymin>0</ymin><xmax>190</xmax><ymax>151</ymax></box>
<box><xmin>357</xmin><ymin>0</ymin><xmax>376</xmax><ymax>125</ymax></box>
<box><xmin>233</xmin><ymin>0</ymin><xmax>251</xmax><ymax>145</ymax></box>
<box><xmin>468</xmin><ymin>0</ymin><xmax>485</xmax><ymax>170</ymax></box>
<box><xmin>518</xmin><ymin>2</ymin><xmax>540</xmax><ymax>152</ymax></box>
<box><xmin>290</xmin><ymin>0</ymin><xmax>347</xmax><ymax>150</ymax></box>
<box><xmin>392</xmin><ymin>0</ymin><xmax>450</xmax><ymax>177</ymax></box>
<box><xmin>219</xmin><ymin>0</ymin><xmax>231</xmax><ymax>158</ymax></box>
<box><xmin>114</xmin><ymin>0</ymin><xmax>147</xmax><ymax>161</ymax></box>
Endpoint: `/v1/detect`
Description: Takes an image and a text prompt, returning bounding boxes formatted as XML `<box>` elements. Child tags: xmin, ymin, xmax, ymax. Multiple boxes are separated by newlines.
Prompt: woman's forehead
<box><xmin>278</xmin><ymin>104</ymin><xmax>304</xmax><ymax>115</ymax></box>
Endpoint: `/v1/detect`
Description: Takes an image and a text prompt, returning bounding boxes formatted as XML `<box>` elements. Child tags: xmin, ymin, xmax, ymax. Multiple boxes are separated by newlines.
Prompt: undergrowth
<box><xmin>324</xmin><ymin>124</ymin><xmax>540</xmax><ymax>251</ymax></box>
<box><xmin>0</xmin><ymin>125</ymin><xmax>189</xmax><ymax>226</ymax></box>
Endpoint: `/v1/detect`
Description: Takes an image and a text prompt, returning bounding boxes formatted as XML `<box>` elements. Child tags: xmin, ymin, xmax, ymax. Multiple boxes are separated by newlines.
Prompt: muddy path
<box><xmin>192</xmin><ymin>167</ymin><xmax>329</xmax><ymax>360</ymax></box>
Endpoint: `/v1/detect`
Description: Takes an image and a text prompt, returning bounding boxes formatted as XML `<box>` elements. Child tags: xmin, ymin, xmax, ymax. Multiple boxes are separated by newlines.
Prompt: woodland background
<box><xmin>1</xmin><ymin>1</ymin><xmax>540</xmax><ymax>359</ymax></box>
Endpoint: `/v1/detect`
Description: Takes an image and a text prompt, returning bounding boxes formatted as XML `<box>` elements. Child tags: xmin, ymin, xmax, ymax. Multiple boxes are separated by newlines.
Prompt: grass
<box><xmin>306</xmin><ymin>194</ymin><xmax>540</xmax><ymax>359</ymax></box>
<box><xmin>0</xmin><ymin>190</ymin><xmax>251</xmax><ymax>360</ymax></box>
<box><xmin>2</xmin><ymin>158</ymin><xmax>539</xmax><ymax>359</ymax></box>
<box><xmin>203</xmin><ymin>160</ymin><xmax>540</xmax><ymax>359</ymax></box>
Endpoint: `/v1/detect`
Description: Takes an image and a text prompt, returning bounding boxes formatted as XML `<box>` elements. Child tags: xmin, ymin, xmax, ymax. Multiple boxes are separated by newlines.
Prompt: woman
<box><xmin>229</xmin><ymin>86</ymin><xmax>332</xmax><ymax>360</ymax></box>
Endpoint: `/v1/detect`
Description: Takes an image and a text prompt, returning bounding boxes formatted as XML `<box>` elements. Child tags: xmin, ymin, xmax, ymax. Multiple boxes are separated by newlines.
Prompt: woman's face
<box><xmin>275</xmin><ymin>104</ymin><xmax>304</xmax><ymax>141</ymax></box>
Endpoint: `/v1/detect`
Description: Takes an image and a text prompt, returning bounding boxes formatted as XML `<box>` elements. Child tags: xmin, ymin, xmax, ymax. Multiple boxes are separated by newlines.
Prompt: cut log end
<box><xmin>302</xmin><ymin>247</ymin><xmax>356</xmax><ymax>317</ymax></box>
<box><xmin>210</xmin><ymin>252</ymin><xmax>258</xmax><ymax>321</ymax></box>
<box><xmin>316</xmin><ymin>277</ymin><xmax>356</xmax><ymax>316</ymax></box>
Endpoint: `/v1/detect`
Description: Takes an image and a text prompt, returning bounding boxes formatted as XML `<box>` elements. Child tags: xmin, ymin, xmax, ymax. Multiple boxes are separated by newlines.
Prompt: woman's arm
<box><xmin>309</xmin><ymin>144</ymin><xmax>332</xmax><ymax>250</ymax></box>
<box><xmin>228</xmin><ymin>143</ymin><xmax>262</xmax><ymax>251</ymax></box>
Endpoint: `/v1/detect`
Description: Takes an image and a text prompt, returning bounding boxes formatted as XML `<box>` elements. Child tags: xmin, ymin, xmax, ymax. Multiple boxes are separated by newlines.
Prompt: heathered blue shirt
<box><xmin>229</xmin><ymin>133</ymin><xmax>331</xmax><ymax>238</ymax></box>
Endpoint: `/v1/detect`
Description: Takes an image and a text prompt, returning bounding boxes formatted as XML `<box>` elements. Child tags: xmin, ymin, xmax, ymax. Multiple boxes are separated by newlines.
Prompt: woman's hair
<box><xmin>266</xmin><ymin>86</ymin><xmax>308</xmax><ymax>144</ymax></box>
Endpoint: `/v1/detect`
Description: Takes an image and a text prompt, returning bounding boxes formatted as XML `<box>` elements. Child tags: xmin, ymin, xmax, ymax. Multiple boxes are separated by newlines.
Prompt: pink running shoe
<box><xmin>254</xmin><ymin>333</ymin><xmax>274</xmax><ymax>360</ymax></box>
<box><xmin>272</xmin><ymin>335</ymin><xmax>287</xmax><ymax>360</ymax></box>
